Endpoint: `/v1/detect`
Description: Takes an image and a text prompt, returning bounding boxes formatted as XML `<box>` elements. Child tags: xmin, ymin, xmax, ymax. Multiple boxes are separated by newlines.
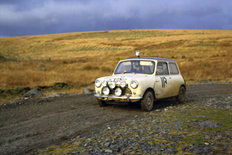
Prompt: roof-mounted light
<box><xmin>136</xmin><ymin>50</ymin><xmax>140</xmax><ymax>58</ymax></box>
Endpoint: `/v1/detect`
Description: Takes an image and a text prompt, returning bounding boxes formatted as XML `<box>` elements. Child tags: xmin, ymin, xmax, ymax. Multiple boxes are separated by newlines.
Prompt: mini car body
<box><xmin>94</xmin><ymin>56</ymin><xmax>186</xmax><ymax>111</ymax></box>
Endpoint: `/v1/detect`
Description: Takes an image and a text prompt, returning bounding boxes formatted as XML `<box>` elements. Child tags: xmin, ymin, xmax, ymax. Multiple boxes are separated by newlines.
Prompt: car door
<box><xmin>154</xmin><ymin>61</ymin><xmax>172</xmax><ymax>99</ymax></box>
<box><xmin>167</xmin><ymin>62</ymin><xmax>181</xmax><ymax>97</ymax></box>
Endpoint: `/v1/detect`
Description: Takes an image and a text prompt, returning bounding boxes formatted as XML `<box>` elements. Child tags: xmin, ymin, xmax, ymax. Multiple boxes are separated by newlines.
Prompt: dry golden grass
<box><xmin>0</xmin><ymin>29</ymin><xmax>232</xmax><ymax>95</ymax></box>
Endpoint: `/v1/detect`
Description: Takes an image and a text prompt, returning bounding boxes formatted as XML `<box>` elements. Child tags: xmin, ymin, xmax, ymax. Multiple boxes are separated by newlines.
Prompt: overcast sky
<box><xmin>0</xmin><ymin>0</ymin><xmax>231</xmax><ymax>37</ymax></box>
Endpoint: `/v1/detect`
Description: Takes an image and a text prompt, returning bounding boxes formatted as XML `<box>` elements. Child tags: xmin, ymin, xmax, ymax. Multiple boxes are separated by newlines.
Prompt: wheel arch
<box><xmin>180</xmin><ymin>84</ymin><xmax>186</xmax><ymax>90</ymax></box>
<box><xmin>143</xmin><ymin>87</ymin><xmax>156</xmax><ymax>99</ymax></box>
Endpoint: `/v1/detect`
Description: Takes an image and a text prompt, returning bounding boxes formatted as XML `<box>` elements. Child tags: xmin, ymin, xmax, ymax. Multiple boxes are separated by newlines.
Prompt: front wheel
<box><xmin>141</xmin><ymin>91</ymin><xmax>154</xmax><ymax>112</ymax></box>
<box><xmin>97</xmin><ymin>99</ymin><xmax>107</xmax><ymax>107</ymax></box>
<box><xmin>176</xmin><ymin>86</ymin><xmax>186</xmax><ymax>103</ymax></box>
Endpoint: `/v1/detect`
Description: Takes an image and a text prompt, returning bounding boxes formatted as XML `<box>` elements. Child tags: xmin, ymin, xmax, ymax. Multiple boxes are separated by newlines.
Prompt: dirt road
<box><xmin>0</xmin><ymin>83</ymin><xmax>231</xmax><ymax>155</ymax></box>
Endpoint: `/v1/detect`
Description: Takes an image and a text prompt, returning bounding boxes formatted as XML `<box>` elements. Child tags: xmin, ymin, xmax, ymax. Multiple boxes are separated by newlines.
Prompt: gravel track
<box><xmin>0</xmin><ymin>83</ymin><xmax>231</xmax><ymax>155</ymax></box>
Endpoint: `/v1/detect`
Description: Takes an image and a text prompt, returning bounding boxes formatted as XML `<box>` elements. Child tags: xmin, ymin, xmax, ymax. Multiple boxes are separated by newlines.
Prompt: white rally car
<box><xmin>94</xmin><ymin>53</ymin><xmax>186</xmax><ymax>111</ymax></box>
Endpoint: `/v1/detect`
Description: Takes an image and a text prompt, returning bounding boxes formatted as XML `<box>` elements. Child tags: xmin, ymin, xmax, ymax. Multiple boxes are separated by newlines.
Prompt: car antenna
<box><xmin>136</xmin><ymin>50</ymin><xmax>140</xmax><ymax>58</ymax></box>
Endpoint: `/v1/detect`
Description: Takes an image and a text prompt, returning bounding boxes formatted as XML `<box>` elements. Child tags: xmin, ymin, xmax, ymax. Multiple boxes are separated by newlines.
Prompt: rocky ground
<box><xmin>0</xmin><ymin>83</ymin><xmax>231</xmax><ymax>155</ymax></box>
<box><xmin>42</xmin><ymin>95</ymin><xmax>232</xmax><ymax>154</ymax></box>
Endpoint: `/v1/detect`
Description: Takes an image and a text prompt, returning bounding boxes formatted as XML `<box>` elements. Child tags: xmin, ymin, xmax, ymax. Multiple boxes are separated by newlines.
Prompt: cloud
<box><xmin>0</xmin><ymin>0</ymin><xmax>231</xmax><ymax>37</ymax></box>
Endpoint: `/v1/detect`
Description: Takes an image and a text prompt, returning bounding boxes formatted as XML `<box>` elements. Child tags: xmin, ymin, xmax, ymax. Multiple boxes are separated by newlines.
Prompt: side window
<box><xmin>156</xmin><ymin>62</ymin><xmax>169</xmax><ymax>75</ymax></box>
<box><xmin>169</xmin><ymin>63</ymin><xmax>179</xmax><ymax>75</ymax></box>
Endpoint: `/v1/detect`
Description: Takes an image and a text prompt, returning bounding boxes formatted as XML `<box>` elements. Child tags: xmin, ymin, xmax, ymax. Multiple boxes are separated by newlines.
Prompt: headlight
<box><xmin>120</xmin><ymin>81</ymin><xmax>127</xmax><ymax>88</ymax></box>
<box><xmin>102</xmin><ymin>80</ymin><xmax>108</xmax><ymax>87</ymax></box>
<box><xmin>108</xmin><ymin>81</ymin><xmax>116</xmax><ymax>89</ymax></box>
<box><xmin>130</xmin><ymin>80</ymin><xmax>138</xmax><ymax>89</ymax></box>
<box><xmin>115</xmin><ymin>87</ymin><xmax>122</xmax><ymax>96</ymax></box>
<box><xmin>95</xmin><ymin>79</ymin><xmax>102</xmax><ymax>88</ymax></box>
<box><xmin>102</xmin><ymin>87</ymin><xmax>110</xmax><ymax>95</ymax></box>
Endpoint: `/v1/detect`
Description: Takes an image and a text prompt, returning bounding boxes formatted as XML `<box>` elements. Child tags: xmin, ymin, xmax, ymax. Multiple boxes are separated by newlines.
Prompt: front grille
<box><xmin>109</xmin><ymin>86</ymin><xmax>132</xmax><ymax>96</ymax></box>
<box><xmin>124</xmin><ymin>87</ymin><xmax>132</xmax><ymax>95</ymax></box>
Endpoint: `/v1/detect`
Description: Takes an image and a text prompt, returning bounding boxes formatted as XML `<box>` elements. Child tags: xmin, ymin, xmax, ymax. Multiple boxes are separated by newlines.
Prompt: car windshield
<box><xmin>114</xmin><ymin>60</ymin><xmax>155</xmax><ymax>74</ymax></box>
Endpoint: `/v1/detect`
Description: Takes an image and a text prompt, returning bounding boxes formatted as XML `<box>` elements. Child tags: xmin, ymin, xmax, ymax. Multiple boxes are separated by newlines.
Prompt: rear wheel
<box><xmin>141</xmin><ymin>90</ymin><xmax>154</xmax><ymax>111</ymax></box>
<box><xmin>97</xmin><ymin>99</ymin><xmax>107</xmax><ymax>107</ymax></box>
<box><xmin>176</xmin><ymin>86</ymin><xmax>186</xmax><ymax>103</ymax></box>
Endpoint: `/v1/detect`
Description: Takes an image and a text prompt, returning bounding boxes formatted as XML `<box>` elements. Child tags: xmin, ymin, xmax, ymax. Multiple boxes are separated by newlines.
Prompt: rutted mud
<box><xmin>0</xmin><ymin>83</ymin><xmax>231</xmax><ymax>155</ymax></box>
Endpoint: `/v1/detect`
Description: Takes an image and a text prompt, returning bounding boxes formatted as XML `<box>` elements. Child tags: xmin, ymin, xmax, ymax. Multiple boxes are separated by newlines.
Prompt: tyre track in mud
<box><xmin>0</xmin><ymin>83</ymin><xmax>231</xmax><ymax>155</ymax></box>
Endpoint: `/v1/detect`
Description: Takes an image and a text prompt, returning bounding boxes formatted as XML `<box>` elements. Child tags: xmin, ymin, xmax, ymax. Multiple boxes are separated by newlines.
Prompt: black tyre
<box><xmin>97</xmin><ymin>99</ymin><xmax>107</xmax><ymax>107</ymax></box>
<box><xmin>176</xmin><ymin>86</ymin><xmax>186</xmax><ymax>103</ymax></box>
<box><xmin>141</xmin><ymin>90</ymin><xmax>154</xmax><ymax>111</ymax></box>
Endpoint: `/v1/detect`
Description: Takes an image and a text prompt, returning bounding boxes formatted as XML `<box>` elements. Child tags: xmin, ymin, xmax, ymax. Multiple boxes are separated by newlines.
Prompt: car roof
<box><xmin>122</xmin><ymin>57</ymin><xmax>176</xmax><ymax>62</ymax></box>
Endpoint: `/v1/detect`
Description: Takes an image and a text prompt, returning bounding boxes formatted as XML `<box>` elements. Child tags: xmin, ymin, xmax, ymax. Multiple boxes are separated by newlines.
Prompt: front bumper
<box><xmin>94</xmin><ymin>94</ymin><xmax>142</xmax><ymax>102</ymax></box>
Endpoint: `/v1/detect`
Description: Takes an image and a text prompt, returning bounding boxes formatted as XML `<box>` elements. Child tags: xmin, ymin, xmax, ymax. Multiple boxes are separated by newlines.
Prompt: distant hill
<box><xmin>0</xmin><ymin>29</ymin><xmax>231</xmax><ymax>98</ymax></box>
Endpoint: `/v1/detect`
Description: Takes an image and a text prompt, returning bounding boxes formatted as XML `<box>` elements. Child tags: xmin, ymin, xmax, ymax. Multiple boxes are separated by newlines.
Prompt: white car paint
<box><xmin>95</xmin><ymin>57</ymin><xmax>185</xmax><ymax>103</ymax></box>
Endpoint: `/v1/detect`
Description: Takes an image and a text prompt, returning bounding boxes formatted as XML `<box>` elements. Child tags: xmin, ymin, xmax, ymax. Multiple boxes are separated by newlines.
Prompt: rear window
<box><xmin>169</xmin><ymin>63</ymin><xmax>179</xmax><ymax>75</ymax></box>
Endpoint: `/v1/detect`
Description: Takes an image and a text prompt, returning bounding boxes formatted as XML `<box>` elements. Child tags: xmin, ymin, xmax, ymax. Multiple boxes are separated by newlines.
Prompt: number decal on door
<box><xmin>160</xmin><ymin>77</ymin><xmax>167</xmax><ymax>88</ymax></box>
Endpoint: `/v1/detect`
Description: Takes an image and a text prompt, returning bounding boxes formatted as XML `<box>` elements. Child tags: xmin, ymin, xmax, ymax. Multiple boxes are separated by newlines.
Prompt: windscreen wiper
<box><xmin>123</xmin><ymin>71</ymin><xmax>132</xmax><ymax>74</ymax></box>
